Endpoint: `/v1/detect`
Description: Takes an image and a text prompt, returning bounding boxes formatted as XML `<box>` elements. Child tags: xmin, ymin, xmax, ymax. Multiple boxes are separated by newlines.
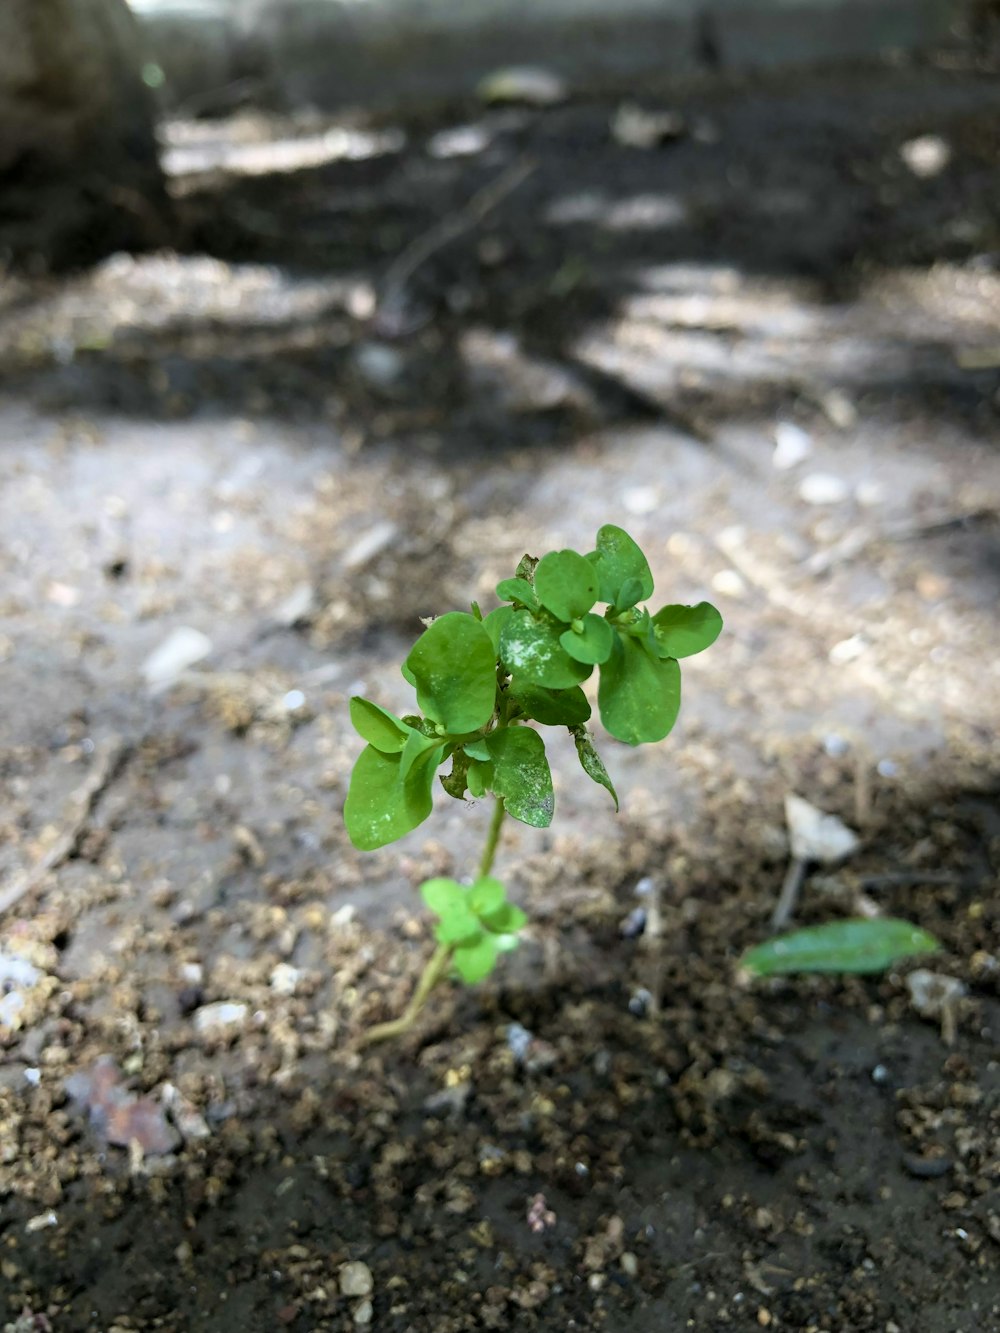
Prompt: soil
<box><xmin>1</xmin><ymin>49</ymin><xmax>1000</xmax><ymax>1333</ymax></box>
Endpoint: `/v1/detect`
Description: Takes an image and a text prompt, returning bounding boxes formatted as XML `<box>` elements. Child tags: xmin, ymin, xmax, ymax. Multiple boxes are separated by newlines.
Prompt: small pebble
<box><xmin>628</xmin><ymin>988</ymin><xmax>653</xmax><ymax>1018</ymax></box>
<box><xmin>799</xmin><ymin>472</ymin><xmax>850</xmax><ymax>505</ymax></box>
<box><xmin>353</xmin><ymin>1298</ymin><xmax>374</xmax><ymax>1325</ymax></box>
<box><xmin>142</xmin><ymin>627</ymin><xmax>212</xmax><ymax>691</ymax></box>
<box><xmin>621</xmin><ymin>1252</ymin><xmax>639</xmax><ymax>1278</ymax></box>
<box><xmin>902</xmin><ymin>1151</ymin><xmax>953</xmax><ymax>1179</ymax></box>
<box><xmin>506</xmin><ymin>1022</ymin><xmax>533</xmax><ymax>1064</ymax></box>
<box><xmin>339</xmin><ymin>1261</ymin><xmax>374</xmax><ymax>1298</ymax></box>
<box><xmin>772</xmin><ymin>421</ymin><xmax>813</xmax><ymax>471</ymax></box>
<box><xmin>620</xmin><ymin>906</ymin><xmax>647</xmax><ymax>939</ymax></box>
<box><xmin>193</xmin><ymin>1002</ymin><xmax>248</xmax><ymax>1035</ymax></box>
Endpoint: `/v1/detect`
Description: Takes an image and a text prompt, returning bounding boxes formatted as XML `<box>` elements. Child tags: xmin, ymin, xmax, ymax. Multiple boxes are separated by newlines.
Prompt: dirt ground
<box><xmin>1</xmin><ymin>48</ymin><xmax>999</xmax><ymax>1333</ymax></box>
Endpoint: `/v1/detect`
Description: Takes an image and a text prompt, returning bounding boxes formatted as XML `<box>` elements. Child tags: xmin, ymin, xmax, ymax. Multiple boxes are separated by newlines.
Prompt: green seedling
<box><xmin>344</xmin><ymin>524</ymin><xmax>722</xmax><ymax>1044</ymax></box>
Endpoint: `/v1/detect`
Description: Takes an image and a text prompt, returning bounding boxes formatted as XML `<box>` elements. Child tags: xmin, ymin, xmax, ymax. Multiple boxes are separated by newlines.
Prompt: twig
<box><xmin>771</xmin><ymin>856</ymin><xmax>808</xmax><ymax>932</ymax></box>
<box><xmin>0</xmin><ymin>737</ymin><xmax>129</xmax><ymax>918</ymax></box>
<box><xmin>375</xmin><ymin>157</ymin><xmax>537</xmax><ymax>334</ymax></box>
<box><xmin>859</xmin><ymin>871</ymin><xmax>964</xmax><ymax>890</ymax></box>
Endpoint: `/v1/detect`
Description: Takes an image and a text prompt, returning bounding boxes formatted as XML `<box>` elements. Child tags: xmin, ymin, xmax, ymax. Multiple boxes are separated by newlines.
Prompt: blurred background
<box><xmin>1</xmin><ymin>2</ymin><xmax>999</xmax><ymax>1328</ymax></box>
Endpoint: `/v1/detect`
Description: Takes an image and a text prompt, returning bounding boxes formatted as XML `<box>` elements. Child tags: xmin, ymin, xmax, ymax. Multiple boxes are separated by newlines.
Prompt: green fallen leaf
<box><xmin>740</xmin><ymin>918</ymin><xmax>941</xmax><ymax>977</ymax></box>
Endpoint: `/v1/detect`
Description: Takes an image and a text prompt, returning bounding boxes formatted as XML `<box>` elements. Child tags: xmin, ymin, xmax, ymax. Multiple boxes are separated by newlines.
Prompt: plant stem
<box><xmin>358</xmin><ymin>942</ymin><xmax>452</xmax><ymax>1047</ymax></box>
<box><xmin>479</xmin><ymin>795</ymin><xmax>507</xmax><ymax>878</ymax></box>
<box><xmin>359</xmin><ymin>795</ymin><xmax>508</xmax><ymax>1047</ymax></box>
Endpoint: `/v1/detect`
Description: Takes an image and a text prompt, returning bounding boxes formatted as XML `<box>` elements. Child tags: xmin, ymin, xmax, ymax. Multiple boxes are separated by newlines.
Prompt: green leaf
<box><xmin>651</xmin><ymin>602</ymin><xmax>723</xmax><ymax>659</ymax></box>
<box><xmin>561</xmin><ymin>612</ymin><xmax>615</xmax><ymax>665</ymax></box>
<box><xmin>495</xmin><ymin>577</ymin><xmax>539</xmax><ymax>610</ymax></box>
<box><xmin>598</xmin><ymin>635</ymin><xmax>680</xmax><ymax>745</ymax></box>
<box><xmin>399</xmin><ymin>727</ymin><xmax>444</xmax><ymax>781</ymax></box>
<box><xmin>570</xmin><ymin>726</ymin><xmax>619</xmax><ymax>811</ymax></box>
<box><xmin>405</xmin><ymin>612</ymin><xmax>498</xmax><ymax>734</ymax></box>
<box><xmin>587</xmin><ymin>525</ymin><xmax>653</xmax><ymax>610</ymax></box>
<box><xmin>463</xmin><ymin>738</ymin><xmax>491</xmax><ymax>761</ymax></box>
<box><xmin>616</xmin><ymin>605</ymin><xmax>652</xmax><ymax>640</ymax></box>
<box><xmin>614</xmin><ymin>576</ymin><xmax>645</xmax><ymax>613</ymax></box>
<box><xmin>453</xmin><ymin>935</ymin><xmax>499</xmax><ymax>983</ymax></box>
<box><xmin>483</xmin><ymin>604</ymin><xmax>514</xmax><ymax>656</ymax></box>
<box><xmin>467</xmin><ymin>759</ymin><xmax>493</xmax><ymax>798</ymax></box>
<box><xmin>499</xmin><ymin>609</ymin><xmax>592</xmax><ymax>690</ymax></box>
<box><xmin>508</xmin><ymin>681</ymin><xmax>591</xmax><ymax>727</ymax></box>
<box><xmin>480</xmin><ymin>901</ymin><xmax>528</xmax><ymax>935</ymax></box>
<box><xmin>344</xmin><ymin>743</ymin><xmax>441</xmax><ymax>850</ymax></box>
<box><xmin>740</xmin><ymin>919</ymin><xmax>940</xmax><ymax>976</ymax></box>
<box><xmin>421</xmin><ymin>877</ymin><xmax>467</xmax><ymax>916</ymax></box>
<box><xmin>349</xmin><ymin>697</ymin><xmax>411</xmax><ymax>753</ymax></box>
<box><xmin>469</xmin><ymin>876</ymin><xmax>506</xmax><ymax>919</ymax></box>
<box><xmin>534</xmin><ymin>549</ymin><xmax>599</xmax><ymax>622</ymax></box>
<box><xmin>435</xmin><ymin>909</ymin><xmax>482</xmax><ymax>946</ymax></box>
<box><xmin>485</xmin><ymin>727</ymin><xmax>555</xmax><ymax>828</ymax></box>
<box><xmin>515</xmin><ymin>554</ymin><xmax>538</xmax><ymax>583</ymax></box>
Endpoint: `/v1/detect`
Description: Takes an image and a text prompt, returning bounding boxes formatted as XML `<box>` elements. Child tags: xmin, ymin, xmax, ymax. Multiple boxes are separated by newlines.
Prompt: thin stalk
<box><xmin>479</xmin><ymin>796</ymin><xmax>507</xmax><ymax>878</ymax></box>
<box><xmin>359</xmin><ymin>795</ymin><xmax>508</xmax><ymax>1047</ymax></box>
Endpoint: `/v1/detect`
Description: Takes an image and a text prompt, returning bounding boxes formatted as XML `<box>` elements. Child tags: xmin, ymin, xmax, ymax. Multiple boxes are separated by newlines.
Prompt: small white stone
<box><xmin>711</xmin><ymin>569</ymin><xmax>746</xmax><ymax>599</ymax></box>
<box><xmin>193</xmin><ymin>1001</ymin><xmax>248</xmax><ymax>1035</ymax></box>
<box><xmin>622</xmin><ymin>485</ymin><xmax>659</xmax><ymax>516</ymax></box>
<box><xmin>270</xmin><ymin>963</ymin><xmax>302</xmax><ymax>996</ymax></box>
<box><xmin>784</xmin><ymin>794</ymin><xmax>860</xmax><ymax>864</ymax></box>
<box><xmin>477</xmin><ymin>66</ymin><xmax>567</xmax><ymax>106</ymax></box>
<box><xmin>353</xmin><ymin>1298</ymin><xmax>374</xmax><ymax>1325</ymax></box>
<box><xmin>342</xmin><ymin>520</ymin><xmax>398</xmax><ymax>570</ymax></box>
<box><xmin>339</xmin><ymin>1260</ymin><xmax>374</xmax><ymax>1298</ymax></box>
<box><xmin>855</xmin><ymin>480</ymin><xmax>885</xmax><ymax>507</ymax></box>
<box><xmin>906</xmin><ymin>970</ymin><xmax>966</xmax><ymax>1019</ymax></box>
<box><xmin>799</xmin><ymin>472</ymin><xmax>850</xmax><ymax>505</ymax></box>
<box><xmin>143</xmin><ymin>627</ymin><xmax>212</xmax><ymax>691</ymax></box>
<box><xmin>772</xmin><ymin>421</ymin><xmax>813</xmax><ymax>471</ymax></box>
<box><xmin>900</xmin><ymin>135</ymin><xmax>950</xmax><ymax>179</ymax></box>
<box><xmin>828</xmin><ymin>634</ymin><xmax>867</xmax><ymax>666</ymax></box>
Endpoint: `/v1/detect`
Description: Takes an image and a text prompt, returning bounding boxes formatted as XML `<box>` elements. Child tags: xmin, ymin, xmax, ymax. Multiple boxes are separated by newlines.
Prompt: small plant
<box><xmin>344</xmin><ymin>524</ymin><xmax>722</xmax><ymax>1043</ymax></box>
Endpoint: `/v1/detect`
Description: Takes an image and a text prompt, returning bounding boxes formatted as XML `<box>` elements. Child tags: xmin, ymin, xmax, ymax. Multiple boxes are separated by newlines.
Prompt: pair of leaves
<box><xmin>422</xmin><ymin>876</ymin><xmax>527</xmax><ymax>983</ymax></box>
<box><xmin>495</xmin><ymin>526</ymin><xmax>722</xmax><ymax>746</ymax></box>
<box><xmin>741</xmin><ymin>918</ymin><xmax>940</xmax><ymax>977</ymax></box>
<box><xmin>344</xmin><ymin>699</ymin><xmax>447</xmax><ymax>850</ymax></box>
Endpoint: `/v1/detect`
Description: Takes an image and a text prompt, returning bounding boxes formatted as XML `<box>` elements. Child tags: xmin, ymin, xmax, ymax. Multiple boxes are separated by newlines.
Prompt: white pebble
<box><xmin>270</xmin><ymin>963</ymin><xmax>302</xmax><ymax>996</ymax></box>
<box><xmin>711</xmin><ymin>569</ymin><xmax>746</xmax><ymax>599</ymax></box>
<box><xmin>193</xmin><ymin>1001</ymin><xmax>248</xmax><ymax>1034</ymax></box>
<box><xmin>142</xmin><ymin>627</ymin><xmax>212</xmax><ymax>691</ymax></box>
<box><xmin>799</xmin><ymin>473</ymin><xmax>850</xmax><ymax>505</ymax></box>
<box><xmin>772</xmin><ymin>421</ymin><xmax>813</xmax><ymax>471</ymax></box>
<box><xmin>340</xmin><ymin>1260</ymin><xmax>374</xmax><ymax>1298</ymax></box>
